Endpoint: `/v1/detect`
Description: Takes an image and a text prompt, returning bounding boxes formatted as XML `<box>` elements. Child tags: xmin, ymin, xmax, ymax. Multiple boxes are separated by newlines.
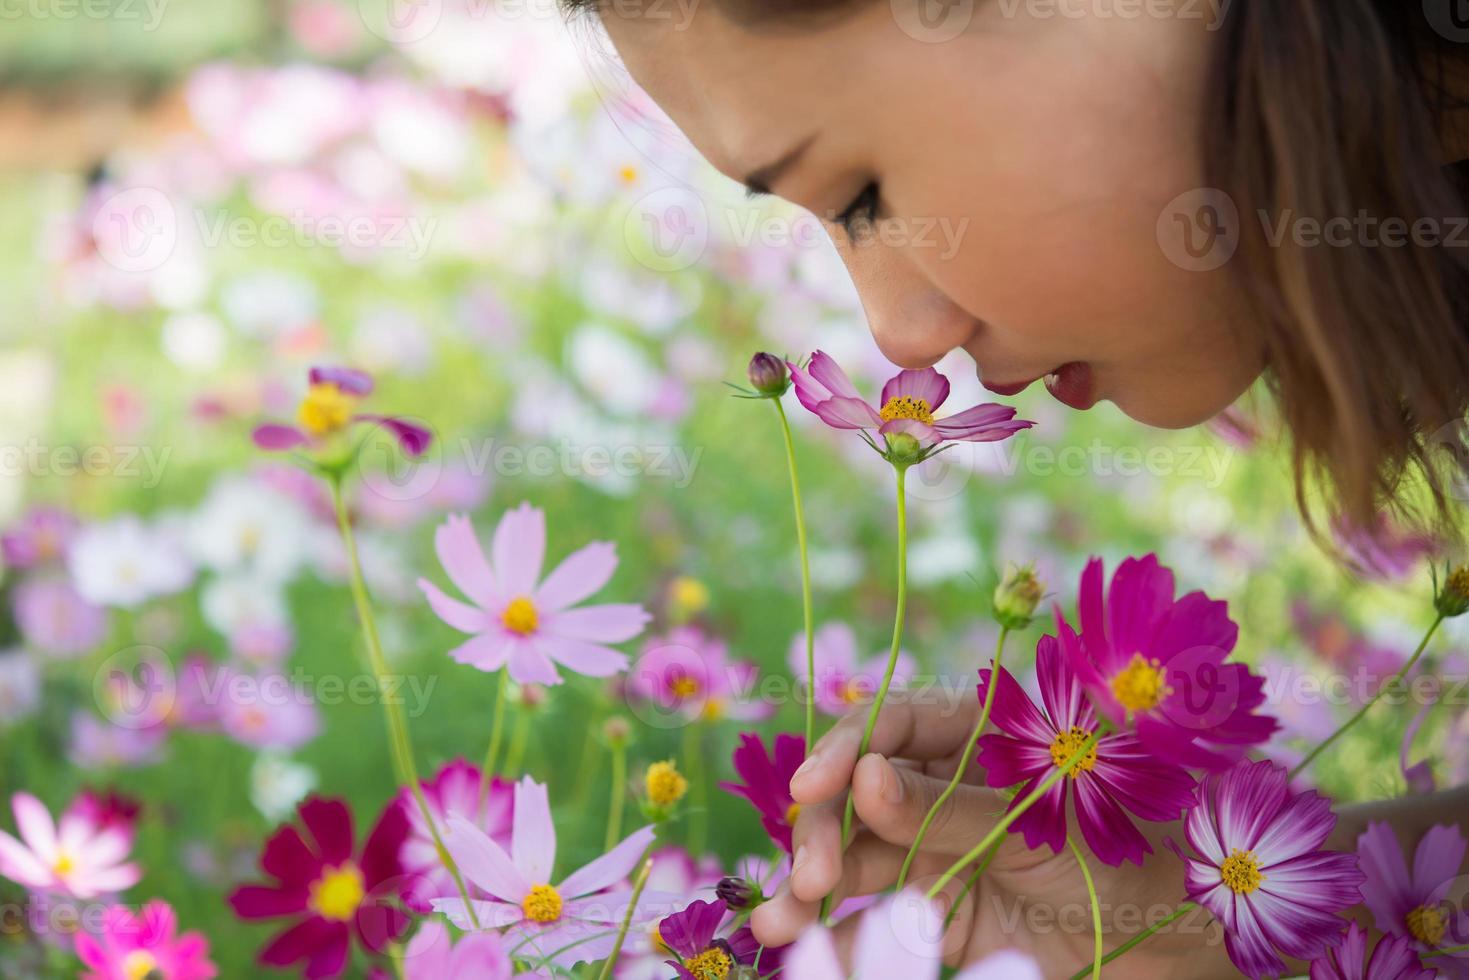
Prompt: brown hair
<box><xmin>567</xmin><ymin>0</ymin><xmax>1469</xmax><ymax>543</ymax></box>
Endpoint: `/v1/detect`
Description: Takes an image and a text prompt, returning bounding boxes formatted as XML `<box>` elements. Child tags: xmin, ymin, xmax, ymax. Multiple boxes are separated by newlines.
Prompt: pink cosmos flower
<box><xmin>215</xmin><ymin>668</ymin><xmax>321</xmax><ymax>751</ymax></box>
<box><xmin>616</xmin><ymin>847</ymin><xmax>723</xmax><ymax>980</ymax></box>
<box><xmin>418</xmin><ymin>506</ymin><xmax>650</xmax><ymax>686</ymax></box>
<box><xmin>395</xmin><ymin>759</ymin><xmax>515</xmax><ymax>913</ymax></box>
<box><xmin>657</xmin><ymin>898</ymin><xmax>778</xmax><ymax>979</ymax></box>
<box><xmin>1164</xmin><ymin>760</ymin><xmax>1365</xmax><ymax>979</ymax></box>
<box><xmin>1356</xmin><ymin>821</ymin><xmax>1469</xmax><ymax>974</ymax></box>
<box><xmin>787</xmin><ymin>351</ymin><xmax>1033</xmax><ymax>452</ymax></box>
<box><xmin>252</xmin><ymin>365</ymin><xmax>431</xmax><ymax>458</ymax></box>
<box><xmin>0</xmin><ymin>791</ymin><xmax>141</xmax><ymax>899</ymax></box>
<box><xmin>12</xmin><ymin>577</ymin><xmax>108</xmax><ymax>658</ymax></box>
<box><xmin>1</xmin><ymin>506</ymin><xmax>78</xmax><ymax>569</ymax></box>
<box><xmin>1060</xmin><ymin>555</ymin><xmax>1277</xmax><ymax>770</ymax></box>
<box><xmin>626</xmin><ymin>626</ymin><xmax>773</xmax><ymax>723</ymax></box>
<box><xmin>787</xmin><ymin>622</ymin><xmax>915</xmax><ymax>718</ymax></box>
<box><xmin>434</xmin><ymin>777</ymin><xmax>663</xmax><ymax>971</ymax></box>
<box><xmin>976</xmin><ymin>635</ymin><xmax>1197</xmax><ymax>867</ymax></box>
<box><xmin>785</xmin><ymin>891</ymin><xmax>1042</xmax><ymax>980</ymax></box>
<box><xmin>400</xmin><ymin>920</ymin><xmax>513</xmax><ymax>980</ymax></box>
<box><xmin>1309</xmin><ymin>922</ymin><xmax>1436</xmax><ymax>980</ymax></box>
<box><xmin>719</xmin><ymin>733</ymin><xmax>804</xmax><ymax>854</ymax></box>
<box><xmin>75</xmin><ymin>900</ymin><xmax>218</xmax><ymax>980</ymax></box>
<box><xmin>229</xmin><ymin>797</ymin><xmax>410</xmax><ymax>979</ymax></box>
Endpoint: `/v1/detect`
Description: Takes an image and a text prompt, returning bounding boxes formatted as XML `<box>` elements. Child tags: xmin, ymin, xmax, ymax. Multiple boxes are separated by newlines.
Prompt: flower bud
<box><xmin>602</xmin><ymin>716</ymin><xmax>632</xmax><ymax>747</ymax></box>
<box><xmin>747</xmin><ymin>352</ymin><xmax>789</xmax><ymax>396</ymax></box>
<box><xmin>715</xmin><ymin>876</ymin><xmax>759</xmax><ymax>910</ymax></box>
<box><xmin>882</xmin><ymin>431</ymin><xmax>924</xmax><ymax>465</ymax></box>
<box><xmin>993</xmin><ymin>564</ymin><xmax>1045</xmax><ymax>630</ymax></box>
<box><xmin>1436</xmin><ymin>565</ymin><xmax>1469</xmax><ymax>618</ymax></box>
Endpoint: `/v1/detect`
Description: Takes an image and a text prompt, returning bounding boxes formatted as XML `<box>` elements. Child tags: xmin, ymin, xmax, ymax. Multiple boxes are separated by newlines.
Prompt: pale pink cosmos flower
<box><xmin>434</xmin><ymin>777</ymin><xmax>665</xmax><ymax>970</ymax></box>
<box><xmin>0</xmin><ymin>791</ymin><xmax>141</xmax><ymax>899</ymax></box>
<box><xmin>787</xmin><ymin>622</ymin><xmax>915</xmax><ymax>718</ymax></box>
<box><xmin>418</xmin><ymin>505</ymin><xmax>650</xmax><ymax>686</ymax></box>
<box><xmin>400</xmin><ymin>920</ymin><xmax>513</xmax><ymax>980</ymax></box>
<box><xmin>626</xmin><ymin>626</ymin><xmax>773</xmax><ymax>724</ymax></box>
<box><xmin>785</xmin><ymin>891</ymin><xmax>1041</xmax><ymax>980</ymax></box>
<box><xmin>395</xmin><ymin>759</ymin><xmax>515</xmax><ymax>913</ymax></box>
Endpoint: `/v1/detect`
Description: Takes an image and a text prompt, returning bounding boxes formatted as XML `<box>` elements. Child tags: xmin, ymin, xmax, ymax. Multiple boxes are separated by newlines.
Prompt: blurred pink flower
<box><xmin>252</xmin><ymin>365</ymin><xmax>431</xmax><ymax>458</ymax></box>
<box><xmin>1</xmin><ymin>506</ymin><xmax>78</xmax><ymax>569</ymax></box>
<box><xmin>69</xmin><ymin>712</ymin><xmax>168</xmax><ymax>770</ymax></box>
<box><xmin>418</xmin><ymin>506</ymin><xmax>649</xmax><ymax>685</ymax></box>
<box><xmin>395</xmin><ymin>759</ymin><xmax>514</xmax><ymax>913</ymax></box>
<box><xmin>787</xmin><ymin>622</ymin><xmax>914</xmax><ymax>718</ymax></box>
<box><xmin>0</xmin><ymin>791</ymin><xmax>141</xmax><ymax>899</ymax></box>
<box><xmin>399</xmin><ymin>920</ymin><xmax>512</xmax><ymax>980</ymax></box>
<box><xmin>627</xmin><ymin>626</ymin><xmax>773</xmax><ymax>724</ymax></box>
<box><xmin>12</xmin><ymin>577</ymin><xmax>108</xmax><ymax>658</ymax></box>
<box><xmin>1357</xmin><ymin>821</ymin><xmax>1469</xmax><ymax>974</ymax></box>
<box><xmin>215</xmin><ymin>668</ymin><xmax>320</xmax><ymax>751</ymax></box>
<box><xmin>75</xmin><ymin>899</ymin><xmax>218</xmax><ymax>980</ymax></box>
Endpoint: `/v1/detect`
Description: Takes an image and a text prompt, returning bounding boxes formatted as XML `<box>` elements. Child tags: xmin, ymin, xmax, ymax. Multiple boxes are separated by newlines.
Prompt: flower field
<box><xmin>1</xmin><ymin>2</ymin><xmax>1467</xmax><ymax>977</ymax></box>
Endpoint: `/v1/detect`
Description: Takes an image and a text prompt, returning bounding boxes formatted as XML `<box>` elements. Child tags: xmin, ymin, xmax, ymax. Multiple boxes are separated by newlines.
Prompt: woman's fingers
<box><xmin>789</xmin><ymin>795</ymin><xmax>845</xmax><ymax>901</ymax></box>
<box><xmin>789</xmin><ymin>696</ymin><xmax>980</xmax><ymax>806</ymax></box>
<box><xmin>851</xmin><ymin>753</ymin><xmax>1006</xmax><ymax>855</ymax></box>
<box><xmin>750</xmin><ymin>834</ymin><xmax>910</xmax><ymax>946</ymax></box>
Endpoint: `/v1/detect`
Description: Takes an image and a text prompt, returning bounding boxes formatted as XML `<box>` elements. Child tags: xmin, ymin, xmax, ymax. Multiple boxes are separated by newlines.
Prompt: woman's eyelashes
<box><xmin>833</xmin><ymin>181</ymin><xmax>881</xmax><ymax>238</ymax></box>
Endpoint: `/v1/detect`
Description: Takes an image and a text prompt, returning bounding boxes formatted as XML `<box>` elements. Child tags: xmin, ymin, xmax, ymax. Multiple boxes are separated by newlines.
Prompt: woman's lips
<box><xmin>981</xmin><ymin>362</ymin><xmax>1098</xmax><ymax>410</ymax></box>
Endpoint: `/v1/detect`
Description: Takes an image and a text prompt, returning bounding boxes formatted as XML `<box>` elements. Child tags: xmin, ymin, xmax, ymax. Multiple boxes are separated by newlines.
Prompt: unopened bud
<box><xmin>993</xmin><ymin>564</ymin><xmax>1045</xmax><ymax>630</ymax></box>
<box><xmin>882</xmin><ymin>430</ymin><xmax>924</xmax><ymax>465</ymax></box>
<box><xmin>602</xmin><ymin>716</ymin><xmax>632</xmax><ymax>747</ymax></box>
<box><xmin>747</xmin><ymin>352</ymin><xmax>789</xmax><ymax>396</ymax></box>
<box><xmin>1436</xmin><ymin>565</ymin><xmax>1469</xmax><ymax>618</ymax></box>
<box><xmin>715</xmin><ymin>876</ymin><xmax>759</xmax><ymax>910</ymax></box>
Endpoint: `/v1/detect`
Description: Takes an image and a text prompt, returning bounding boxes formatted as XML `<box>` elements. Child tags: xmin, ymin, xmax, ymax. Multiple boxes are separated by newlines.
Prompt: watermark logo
<box><xmin>1424</xmin><ymin>0</ymin><xmax>1469</xmax><ymax>42</ymax></box>
<box><xmin>93</xmin><ymin>645</ymin><xmax>175</xmax><ymax>730</ymax></box>
<box><xmin>91</xmin><ymin>187</ymin><xmax>177</xmax><ymax>274</ymax></box>
<box><xmin>624</xmin><ymin>187</ymin><xmax>709</xmax><ymax>273</ymax></box>
<box><xmin>893</xmin><ymin>0</ymin><xmax>976</xmax><ymax>42</ymax></box>
<box><xmin>1157</xmin><ymin>188</ymin><xmax>1239</xmax><ymax>272</ymax></box>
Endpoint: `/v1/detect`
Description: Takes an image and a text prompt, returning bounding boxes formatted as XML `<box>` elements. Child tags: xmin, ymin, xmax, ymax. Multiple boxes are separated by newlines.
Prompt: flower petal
<box><xmin>536</xmin><ymin>542</ymin><xmax>618</xmax><ymax>612</ymax></box>
<box><xmin>419</xmin><ymin>579</ymin><xmax>490</xmax><ymax>635</ymax></box>
<box><xmin>434</xmin><ymin>514</ymin><xmax>499</xmax><ymax>608</ymax></box>
<box><xmin>537</xmin><ymin>637</ymin><xmax>630</xmax><ymax>678</ymax></box>
<box><xmin>492</xmin><ymin>503</ymin><xmax>545</xmax><ymax>598</ymax></box>
<box><xmin>253</xmin><ymin>424</ymin><xmax>310</xmax><ymax>452</ymax></box>
<box><xmin>559</xmin><ymin>825</ymin><xmax>657</xmax><ymax>898</ymax></box>
<box><xmin>299</xmin><ymin>798</ymin><xmax>354</xmax><ymax>866</ymax></box>
<box><xmin>446</xmin><ymin>632</ymin><xmax>516</xmax><ymax>673</ymax></box>
<box><xmin>507</xmin><ymin>644</ymin><xmax>562</xmax><ymax>686</ymax></box>
<box><xmin>512</xmin><ymin>777</ymin><xmax>556</xmax><ymax>886</ymax></box>
<box><xmin>12</xmin><ymin>793</ymin><xmax>56</xmax><ymax>860</ymax></box>
<box><xmin>544</xmin><ymin>604</ymin><xmax>650</xmax><ymax>644</ymax></box>
<box><xmin>444</xmin><ymin>814</ymin><xmax>529</xmax><ymax>902</ymax></box>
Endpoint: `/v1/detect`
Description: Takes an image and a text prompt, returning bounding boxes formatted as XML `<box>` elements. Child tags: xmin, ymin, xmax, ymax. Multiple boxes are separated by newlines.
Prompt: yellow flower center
<box><xmin>618</xmin><ymin>164</ymin><xmax>639</xmax><ymax>185</ymax></box>
<box><xmin>669</xmin><ymin>675</ymin><xmax>700</xmax><ymax>698</ymax></box>
<box><xmin>650</xmin><ymin>923</ymin><xmax>674</xmax><ymax>955</ymax></box>
<box><xmin>522</xmin><ymin>883</ymin><xmax>564</xmax><ymax>923</ymax></box>
<box><xmin>646</xmin><ymin>760</ymin><xmax>689</xmax><ymax>808</ymax></box>
<box><xmin>1219</xmin><ymin>850</ymin><xmax>1263</xmax><ymax>895</ymax></box>
<box><xmin>700</xmin><ymin>699</ymin><xmax>725</xmax><ymax>721</ymax></box>
<box><xmin>1111</xmin><ymin>653</ymin><xmax>1171</xmax><ymax>713</ymax></box>
<box><xmin>879</xmin><ymin>395</ymin><xmax>935</xmax><ymax>425</ymax></box>
<box><xmin>785</xmin><ymin>803</ymin><xmax>802</xmax><ymax>825</ymax></box>
<box><xmin>297</xmin><ymin>383</ymin><xmax>356</xmax><ymax>436</ymax></box>
<box><xmin>309</xmin><ymin>864</ymin><xmax>365</xmax><ymax>922</ymax></box>
<box><xmin>841</xmin><ymin>679</ymin><xmax>868</xmax><ymax>704</ymax></box>
<box><xmin>1048</xmin><ymin>726</ymin><xmax>1098</xmax><ymax>776</ymax></box>
<box><xmin>1407</xmin><ymin>903</ymin><xmax>1447</xmax><ymax>946</ymax></box>
<box><xmin>670</xmin><ymin>576</ymin><xmax>710</xmax><ymax>615</ymax></box>
<box><xmin>53</xmin><ymin>851</ymin><xmax>75</xmax><ymax>877</ymax></box>
<box><xmin>501</xmin><ymin>597</ymin><xmax>538</xmax><ymax>635</ymax></box>
<box><xmin>684</xmin><ymin>947</ymin><xmax>734</xmax><ymax>980</ymax></box>
<box><xmin>122</xmin><ymin>950</ymin><xmax>160</xmax><ymax>980</ymax></box>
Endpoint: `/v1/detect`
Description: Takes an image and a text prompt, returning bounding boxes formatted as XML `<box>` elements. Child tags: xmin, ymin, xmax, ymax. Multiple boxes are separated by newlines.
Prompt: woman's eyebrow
<box><xmin>742</xmin><ymin>135</ymin><xmax>817</xmax><ymax>197</ymax></box>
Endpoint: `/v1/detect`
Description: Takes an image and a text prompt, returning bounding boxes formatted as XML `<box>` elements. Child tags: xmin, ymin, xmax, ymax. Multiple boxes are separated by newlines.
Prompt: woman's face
<box><xmin>600</xmin><ymin>0</ymin><xmax>1263</xmax><ymax>428</ymax></box>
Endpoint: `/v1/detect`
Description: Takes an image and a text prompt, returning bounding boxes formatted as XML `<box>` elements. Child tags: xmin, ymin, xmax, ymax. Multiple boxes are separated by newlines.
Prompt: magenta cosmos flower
<box><xmin>719</xmin><ymin>733</ymin><xmax>805</xmax><ymax>854</ymax></box>
<box><xmin>787</xmin><ymin>351</ymin><xmax>1032</xmax><ymax>456</ymax></box>
<box><xmin>1165</xmin><ymin>760</ymin><xmax>1365</xmax><ymax>980</ymax></box>
<box><xmin>434</xmin><ymin>777</ymin><xmax>662</xmax><ymax>970</ymax></box>
<box><xmin>975</xmin><ymin>635</ymin><xmax>1196</xmax><ymax>867</ymax></box>
<box><xmin>394</xmin><ymin>759</ymin><xmax>514</xmax><ymax>913</ymax></box>
<box><xmin>626</xmin><ymin>626</ymin><xmax>773</xmax><ymax>723</ymax></box>
<box><xmin>657</xmin><ymin>898</ymin><xmax>777</xmax><ymax>979</ymax></box>
<box><xmin>1310</xmin><ymin>923</ymin><xmax>1436</xmax><ymax>980</ymax></box>
<box><xmin>0</xmin><ymin>790</ymin><xmax>141</xmax><ymax>899</ymax></box>
<box><xmin>228</xmin><ymin>797</ymin><xmax>410</xmax><ymax>979</ymax></box>
<box><xmin>252</xmin><ymin>365</ymin><xmax>431</xmax><ymax>457</ymax></box>
<box><xmin>785</xmin><ymin>892</ymin><xmax>1042</xmax><ymax>980</ymax></box>
<box><xmin>787</xmin><ymin>621</ymin><xmax>915</xmax><ymax>718</ymax></box>
<box><xmin>418</xmin><ymin>506</ymin><xmax>650</xmax><ymax>685</ymax></box>
<box><xmin>75</xmin><ymin>900</ymin><xmax>218</xmax><ymax>980</ymax></box>
<box><xmin>1060</xmin><ymin>555</ymin><xmax>1277</xmax><ymax>770</ymax></box>
<box><xmin>616</xmin><ymin>847</ymin><xmax>724</xmax><ymax>980</ymax></box>
<box><xmin>1356</xmin><ymin>821</ymin><xmax>1469</xmax><ymax>973</ymax></box>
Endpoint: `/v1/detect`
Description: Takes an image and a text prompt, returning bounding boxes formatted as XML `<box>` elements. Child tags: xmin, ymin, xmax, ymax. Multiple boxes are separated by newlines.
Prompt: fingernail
<box><xmin>793</xmin><ymin>751</ymin><xmax>821</xmax><ymax>781</ymax></box>
<box><xmin>792</xmin><ymin>845</ymin><xmax>809</xmax><ymax>876</ymax></box>
<box><xmin>878</xmin><ymin>757</ymin><xmax>903</xmax><ymax>804</ymax></box>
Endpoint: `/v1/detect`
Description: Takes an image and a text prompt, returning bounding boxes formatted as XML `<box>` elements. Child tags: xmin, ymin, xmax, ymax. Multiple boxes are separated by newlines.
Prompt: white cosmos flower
<box><xmin>189</xmin><ymin>475</ymin><xmax>310</xmax><ymax>583</ymax></box>
<box><xmin>68</xmin><ymin>517</ymin><xmax>194</xmax><ymax>609</ymax></box>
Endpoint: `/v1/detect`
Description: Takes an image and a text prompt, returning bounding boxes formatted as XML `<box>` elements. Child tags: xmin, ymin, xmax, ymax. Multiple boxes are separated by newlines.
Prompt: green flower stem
<box><xmin>327</xmin><ymin>475</ymin><xmax>479</xmax><ymax>929</ymax></box>
<box><xmin>1426</xmin><ymin>942</ymin><xmax>1469</xmax><ymax>958</ymax></box>
<box><xmin>898</xmin><ymin>626</ymin><xmax>1011</xmax><ymax>887</ymax></box>
<box><xmin>503</xmin><ymin>704</ymin><xmax>531</xmax><ymax>776</ymax></box>
<box><xmin>823</xmin><ymin>464</ymin><xmax>910</xmax><ymax>922</ymax></box>
<box><xmin>479</xmin><ymin>669</ymin><xmax>510</xmax><ymax>802</ymax></box>
<box><xmin>1290</xmin><ymin>612</ymin><xmax>1445</xmax><ymax>779</ymax></box>
<box><xmin>596</xmin><ymin>855</ymin><xmax>655</xmax><ymax>980</ymax></box>
<box><xmin>927</xmin><ymin>728</ymin><xmax>1103</xmax><ymax>901</ymax></box>
<box><xmin>1065</xmin><ymin>903</ymin><xmax>1197</xmax><ymax>980</ymax></box>
<box><xmin>1067</xmin><ymin>835</ymin><xmax>1103</xmax><ymax>980</ymax></box>
<box><xmin>604</xmin><ymin>737</ymin><xmax>628</xmax><ymax>851</ymax></box>
<box><xmin>773</xmin><ymin>397</ymin><xmax>817</xmax><ymax>754</ymax></box>
<box><xmin>944</xmin><ymin>837</ymin><xmax>1002</xmax><ymax>931</ymax></box>
<box><xmin>683</xmin><ymin>721</ymin><xmax>707</xmax><ymax>856</ymax></box>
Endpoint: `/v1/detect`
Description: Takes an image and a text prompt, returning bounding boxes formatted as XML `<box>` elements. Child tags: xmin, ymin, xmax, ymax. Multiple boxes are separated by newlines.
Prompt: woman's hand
<box><xmin>749</xmin><ymin>695</ymin><xmax>1238</xmax><ymax>980</ymax></box>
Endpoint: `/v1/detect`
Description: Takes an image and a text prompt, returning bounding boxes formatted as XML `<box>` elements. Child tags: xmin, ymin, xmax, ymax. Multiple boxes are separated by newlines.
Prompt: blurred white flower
<box><xmin>250</xmin><ymin>752</ymin><xmax>318</xmax><ymax>824</ymax></box>
<box><xmin>189</xmin><ymin>475</ymin><xmax>311</xmax><ymax>583</ymax></box>
<box><xmin>161</xmin><ymin>311</ymin><xmax>228</xmax><ymax>371</ymax></box>
<box><xmin>68</xmin><ymin>517</ymin><xmax>194</xmax><ymax>608</ymax></box>
<box><xmin>219</xmin><ymin>270</ymin><xmax>320</xmax><ymax>338</ymax></box>
<box><xmin>200</xmin><ymin>573</ymin><xmax>291</xmax><ymax>639</ymax></box>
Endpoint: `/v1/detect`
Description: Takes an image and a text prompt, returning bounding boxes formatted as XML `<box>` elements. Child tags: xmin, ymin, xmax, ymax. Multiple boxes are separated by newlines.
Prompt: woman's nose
<box><xmin>837</xmin><ymin>236</ymin><xmax>978</xmax><ymax>370</ymax></box>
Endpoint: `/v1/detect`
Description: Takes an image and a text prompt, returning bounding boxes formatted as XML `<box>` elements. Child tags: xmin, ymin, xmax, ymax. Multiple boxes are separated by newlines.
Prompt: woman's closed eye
<box><xmin>833</xmin><ymin>180</ymin><xmax>881</xmax><ymax>237</ymax></box>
